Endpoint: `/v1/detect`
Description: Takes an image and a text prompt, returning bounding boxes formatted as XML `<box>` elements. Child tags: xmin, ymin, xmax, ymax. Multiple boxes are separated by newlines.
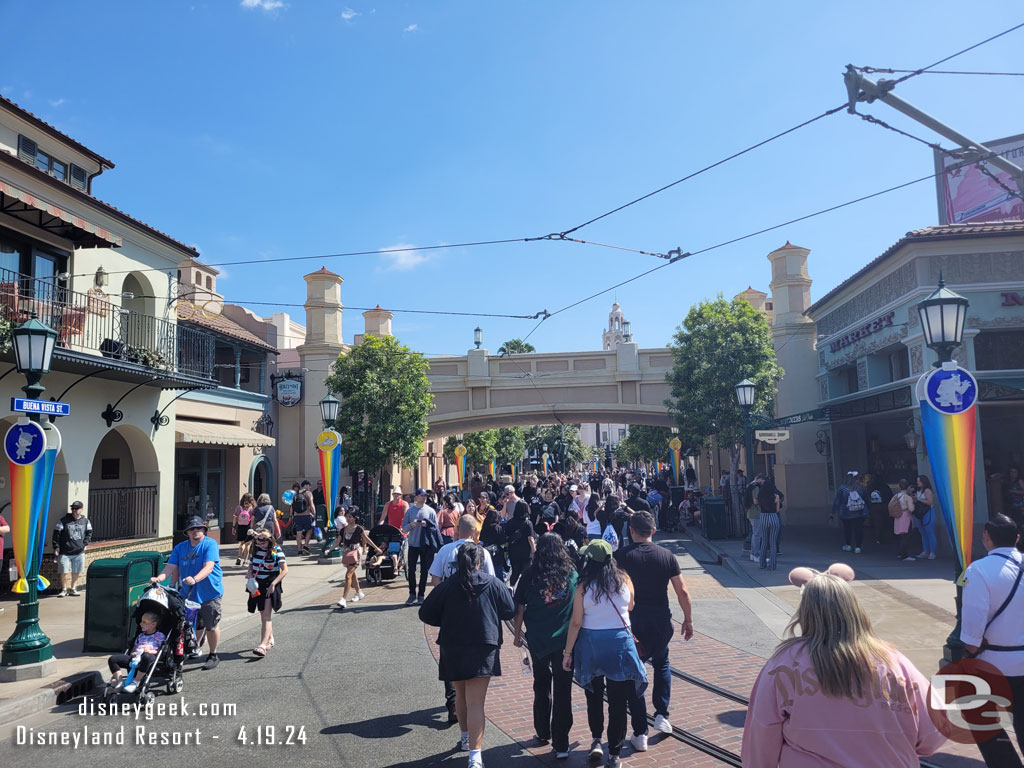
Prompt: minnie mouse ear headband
<box><xmin>788</xmin><ymin>562</ymin><xmax>856</xmax><ymax>588</ymax></box>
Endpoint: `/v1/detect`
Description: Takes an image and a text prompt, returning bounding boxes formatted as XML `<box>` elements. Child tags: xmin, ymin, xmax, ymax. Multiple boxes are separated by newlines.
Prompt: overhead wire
<box><xmin>858</xmin><ymin>68</ymin><xmax>1024</xmax><ymax>77</ymax></box>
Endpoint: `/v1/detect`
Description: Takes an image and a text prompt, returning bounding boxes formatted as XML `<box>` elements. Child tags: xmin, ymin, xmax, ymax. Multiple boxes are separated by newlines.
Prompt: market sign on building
<box><xmin>828</xmin><ymin>311</ymin><xmax>896</xmax><ymax>353</ymax></box>
<box><xmin>276</xmin><ymin>378</ymin><xmax>302</xmax><ymax>407</ymax></box>
<box><xmin>934</xmin><ymin>132</ymin><xmax>1024</xmax><ymax>224</ymax></box>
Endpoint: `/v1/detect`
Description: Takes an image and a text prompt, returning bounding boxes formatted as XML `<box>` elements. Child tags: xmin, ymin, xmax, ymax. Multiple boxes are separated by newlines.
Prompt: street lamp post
<box><xmin>319</xmin><ymin>393</ymin><xmax>340</xmax><ymax>431</ymax></box>
<box><xmin>916</xmin><ymin>276</ymin><xmax>971</xmax><ymax>662</ymax></box>
<box><xmin>2</xmin><ymin>315</ymin><xmax>58</xmax><ymax>670</ymax></box>
<box><xmin>473</xmin><ymin>327</ymin><xmax>482</xmax><ymax>349</ymax></box>
<box><xmin>735</xmin><ymin>379</ymin><xmax>756</xmax><ymax>550</ymax></box>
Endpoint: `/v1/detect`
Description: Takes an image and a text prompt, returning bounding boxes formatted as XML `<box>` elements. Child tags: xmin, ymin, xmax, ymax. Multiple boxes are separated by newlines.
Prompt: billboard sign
<box><xmin>935</xmin><ymin>133</ymin><xmax>1024</xmax><ymax>224</ymax></box>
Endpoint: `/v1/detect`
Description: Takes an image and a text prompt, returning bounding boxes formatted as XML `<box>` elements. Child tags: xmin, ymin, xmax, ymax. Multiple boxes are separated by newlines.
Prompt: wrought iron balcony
<box><xmin>0</xmin><ymin>267</ymin><xmax>215</xmax><ymax>380</ymax></box>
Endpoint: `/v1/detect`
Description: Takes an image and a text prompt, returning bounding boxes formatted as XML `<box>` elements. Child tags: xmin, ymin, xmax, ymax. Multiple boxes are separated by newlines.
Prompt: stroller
<box><xmin>364</xmin><ymin>525</ymin><xmax>406</xmax><ymax>585</ymax></box>
<box><xmin>102</xmin><ymin>585</ymin><xmax>198</xmax><ymax>705</ymax></box>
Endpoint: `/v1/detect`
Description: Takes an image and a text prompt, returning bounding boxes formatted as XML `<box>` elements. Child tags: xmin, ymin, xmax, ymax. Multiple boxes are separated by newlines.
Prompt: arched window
<box><xmin>206</xmin><ymin>275</ymin><xmax>212</xmax><ymax>290</ymax></box>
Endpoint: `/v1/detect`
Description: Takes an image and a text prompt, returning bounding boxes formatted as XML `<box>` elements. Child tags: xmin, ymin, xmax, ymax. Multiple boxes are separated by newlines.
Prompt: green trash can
<box><xmin>702</xmin><ymin>497</ymin><xmax>729</xmax><ymax>539</ymax></box>
<box><xmin>83</xmin><ymin>558</ymin><xmax>155</xmax><ymax>652</ymax></box>
<box><xmin>119</xmin><ymin>550</ymin><xmax>164</xmax><ymax>578</ymax></box>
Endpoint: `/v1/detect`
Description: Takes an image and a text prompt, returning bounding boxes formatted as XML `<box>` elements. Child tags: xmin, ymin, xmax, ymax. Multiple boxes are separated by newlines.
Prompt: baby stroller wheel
<box><xmin>166</xmin><ymin>671</ymin><xmax>183</xmax><ymax>695</ymax></box>
<box><xmin>140</xmin><ymin>690</ymin><xmax>156</xmax><ymax>707</ymax></box>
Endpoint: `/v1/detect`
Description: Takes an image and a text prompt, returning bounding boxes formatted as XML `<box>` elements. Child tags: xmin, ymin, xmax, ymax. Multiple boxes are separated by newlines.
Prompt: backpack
<box><xmin>291</xmin><ymin>492</ymin><xmax>309</xmax><ymax>516</ymax></box>
<box><xmin>887</xmin><ymin>494</ymin><xmax>903</xmax><ymax>519</ymax></box>
<box><xmin>846</xmin><ymin>489</ymin><xmax>865</xmax><ymax>513</ymax></box>
<box><xmin>602</xmin><ymin>523</ymin><xmax>619</xmax><ymax>551</ymax></box>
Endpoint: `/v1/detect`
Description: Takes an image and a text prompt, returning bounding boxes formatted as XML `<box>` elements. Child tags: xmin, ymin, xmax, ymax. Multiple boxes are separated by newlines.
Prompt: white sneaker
<box><xmin>336</xmin><ymin>597</ymin><xmax>347</xmax><ymax>608</ymax></box>
<box><xmin>653</xmin><ymin>714</ymin><xmax>672</xmax><ymax>733</ymax></box>
<box><xmin>854</xmin><ymin>547</ymin><xmax>862</xmax><ymax>554</ymax></box>
<box><xmin>841</xmin><ymin>545</ymin><xmax>852</xmax><ymax>552</ymax></box>
<box><xmin>589</xmin><ymin>739</ymin><xmax>603</xmax><ymax>760</ymax></box>
<box><xmin>630</xmin><ymin>733</ymin><xmax>648</xmax><ymax>752</ymax></box>
<box><xmin>123</xmin><ymin>682</ymin><xmax>138</xmax><ymax>693</ymax></box>
<box><xmin>904</xmin><ymin>556</ymin><xmax>916</xmax><ymax>561</ymax></box>
<box><xmin>350</xmin><ymin>594</ymin><xmax>360</xmax><ymax>602</ymax></box>
<box><xmin>459</xmin><ymin>733</ymin><xmax>469</xmax><ymax>751</ymax></box>
<box><xmin>357</xmin><ymin>591</ymin><xmax>366</xmax><ymax>599</ymax></box>
<box><xmin>468</xmin><ymin>754</ymin><xmax>484</xmax><ymax>768</ymax></box>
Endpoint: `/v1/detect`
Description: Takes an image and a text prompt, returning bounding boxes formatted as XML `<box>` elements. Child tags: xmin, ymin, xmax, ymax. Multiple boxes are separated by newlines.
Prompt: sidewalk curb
<box><xmin>687</xmin><ymin>528</ymin><xmax>753</xmax><ymax>585</ymax></box>
<box><xmin>0</xmin><ymin>559</ymin><xmax>346</xmax><ymax>729</ymax></box>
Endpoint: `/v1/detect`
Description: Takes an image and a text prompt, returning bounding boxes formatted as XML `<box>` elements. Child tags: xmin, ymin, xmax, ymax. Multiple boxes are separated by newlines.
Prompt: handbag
<box><xmin>913</xmin><ymin>500</ymin><xmax>930</xmax><ymax>521</ymax></box>
<box><xmin>342</xmin><ymin>548</ymin><xmax>359</xmax><ymax>567</ymax></box>
<box><xmin>614</xmin><ymin>599</ymin><xmax>645</xmax><ymax>659</ymax></box>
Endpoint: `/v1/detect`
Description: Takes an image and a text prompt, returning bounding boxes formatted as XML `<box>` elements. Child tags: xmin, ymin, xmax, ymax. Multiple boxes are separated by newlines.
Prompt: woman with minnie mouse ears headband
<box><xmin>741</xmin><ymin>563</ymin><xmax>947</xmax><ymax>767</ymax></box>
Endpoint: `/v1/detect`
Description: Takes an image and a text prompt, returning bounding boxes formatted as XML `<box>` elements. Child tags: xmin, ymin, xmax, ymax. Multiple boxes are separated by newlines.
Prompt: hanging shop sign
<box><xmin>276</xmin><ymin>378</ymin><xmax>302</xmax><ymax>407</ymax></box>
<box><xmin>755</xmin><ymin>429</ymin><xmax>791</xmax><ymax>444</ymax></box>
<box><xmin>828</xmin><ymin>311</ymin><xmax>896</xmax><ymax>353</ymax></box>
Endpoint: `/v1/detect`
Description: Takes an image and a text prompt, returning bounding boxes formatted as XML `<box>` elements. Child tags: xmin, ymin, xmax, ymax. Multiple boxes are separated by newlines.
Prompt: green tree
<box><xmin>524</xmin><ymin>424</ymin><xmax>590</xmax><ymax>470</ymax></box>
<box><xmin>497</xmin><ymin>338</ymin><xmax>536</xmax><ymax>356</ymax></box>
<box><xmin>324</xmin><ymin>334</ymin><xmax>433</xmax><ymax>497</ymax></box>
<box><xmin>616</xmin><ymin>425</ymin><xmax>673</xmax><ymax>465</ymax></box>
<box><xmin>665</xmin><ymin>295</ymin><xmax>782</xmax><ymax>512</ymax></box>
<box><xmin>442</xmin><ymin>430</ymin><xmax>498</xmax><ymax>469</ymax></box>
<box><xmin>494</xmin><ymin>427</ymin><xmax>526</xmax><ymax>467</ymax></box>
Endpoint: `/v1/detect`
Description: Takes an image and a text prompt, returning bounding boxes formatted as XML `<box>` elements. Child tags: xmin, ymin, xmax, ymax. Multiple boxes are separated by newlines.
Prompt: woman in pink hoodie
<box><xmin>742</xmin><ymin>564</ymin><xmax>946</xmax><ymax>767</ymax></box>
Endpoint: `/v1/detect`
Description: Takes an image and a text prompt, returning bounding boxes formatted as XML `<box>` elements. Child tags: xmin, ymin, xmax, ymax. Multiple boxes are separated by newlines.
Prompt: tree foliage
<box><xmin>324</xmin><ymin>334</ymin><xmax>433</xmax><ymax>475</ymax></box>
<box><xmin>665</xmin><ymin>294</ymin><xmax>783</xmax><ymax>453</ymax></box>
<box><xmin>616</xmin><ymin>425</ymin><xmax>674</xmax><ymax>463</ymax></box>
<box><xmin>494</xmin><ymin>427</ymin><xmax>526</xmax><ymax>465</ymax></box>
<box><xmin>497</xmin><ymin>338</ymin><xmax>536</xmax><ymax>356</ymax></box>
<box><xmin>524</xmin><ymin>424</ymin><xmax>591</xmax><ymax>469</ymax></box>
<box><xmin>442</xmin><ymin>430</ymin><xmax>498</xmax><ymax>468</ymax></box>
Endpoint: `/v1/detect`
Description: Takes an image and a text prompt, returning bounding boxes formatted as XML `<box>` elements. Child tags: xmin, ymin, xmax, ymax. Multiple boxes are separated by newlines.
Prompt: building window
<box><xmin>601</xmin><ymin>431</ymin><xmax>609</xmax><ymax>443</ymax></box>
<box><xmin>618</xmin><ymin>428</ymin><xmax>626</xmax><ymax>440</ymax></box>
<box><xmin>844</xmin><ymin>365</ymin><xmax>858</xmax><ymax>395</ymax></box>
<box><xmin>101</xmin><ymin>458</ymin><xmax>120</xmax><ymax>480</ymax></box>
<box><xmin>765</xmin><ymin>301</ymin><xmax>774</xmax><ymax>310</ymax></box>
<box><xmin>206</xmin><ymin>275</ymin><xmax>212</xmax><ymax>290</ymax></box>
<box><xmin>975</xmin><ymin>330</ymin><xmax>1024</xmax><ymax>371</ymax></box>
<box><xmin>888</xmin><ymin>349</ymin><xmax>910</xmax><ymax>381</ymax></box>
<box><xmin>18</xmin><ymin>136</ymin><xmax>88</xmax><ymax>190</ymax></box>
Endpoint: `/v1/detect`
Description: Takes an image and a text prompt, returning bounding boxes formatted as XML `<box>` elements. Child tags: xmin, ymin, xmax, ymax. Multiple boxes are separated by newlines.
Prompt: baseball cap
<box><xmin>392</xmin><ymin>488</ymin><xmax>403</xmax><ymax>495</ymax></box>
<box><xmin>415</xmin><ymin>488</ymin><xmax>428</xmax><ymax>497</ymax></box>
<box><xmin>580</xmin><ymin>539</ymin><xmax>613</xmax><ymax>562</ymax></box>
<box><xmin>569</xmin><ymin>484</ymin><xmax>578</xmax><ymax>492</ymax></box>
<box><xmin>504</xmin><ymin>484</ymin><xmax>515</xmax><ymax>494</ymax></box>
<box><xmin>70</xmin><ymin>500</ymin><xmax>84</xmax><ymax>510</ymax></box>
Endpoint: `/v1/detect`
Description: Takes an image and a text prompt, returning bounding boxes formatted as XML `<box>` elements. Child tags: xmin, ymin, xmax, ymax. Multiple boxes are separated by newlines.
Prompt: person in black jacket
<box><xmin>420</xmin><ymin>542</ymin><xmax>516</xmax><ymax>767</ymax></box>
<box><xmin>53</xmin><ymin>501</ymin><xmax>92</xmax><ymax>596</ymax></box>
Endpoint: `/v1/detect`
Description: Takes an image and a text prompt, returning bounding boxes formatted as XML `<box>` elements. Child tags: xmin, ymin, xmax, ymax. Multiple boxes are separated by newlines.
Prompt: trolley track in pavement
<box><xmin>510</xmin><ymin>621</ymin><xmax>946</xmax><ymax>767</ymax></box>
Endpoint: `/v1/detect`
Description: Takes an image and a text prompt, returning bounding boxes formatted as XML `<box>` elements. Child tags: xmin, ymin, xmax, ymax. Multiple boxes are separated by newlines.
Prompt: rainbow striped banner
<box><xmin>317</xmin><ymin>430</ymin><xmax>342</xmax><ymax>513</ymax></box>
<box><xmin>669</xmin><ymin>438</ymin><xmax>682</xmax><ymax>485</ymax></box>
<box><xmin>488</xmin><ymin>459</ymin><xmax>497</xmax><ymax>478</ymax></box>
<box><xmin>917</xmin><ymin>365</ymin><xmax>977</xmax><ymax>584</ymax></box>
<box><xmin>592</xmin><ymin>456</ymin><xmax>600</xmax><ymax>473</ymax></box>
<box><xmin>454</xmin><ymin>444</ymin><xmax>467</xmax><ymax>488</ymax></box>
<box><xmin>542</xmin><ymin>452</ymin><xmax>550</xmax><ymax>475</ymax></box>
<box><xmin>7</xmin><ymin>421</ymin><xmax>59</xmax><ymax>594</ymax></box>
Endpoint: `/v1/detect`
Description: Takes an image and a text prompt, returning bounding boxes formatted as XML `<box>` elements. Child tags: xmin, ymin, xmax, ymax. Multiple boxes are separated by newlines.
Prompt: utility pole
<box><xmin>843</xmin><ymin>65</ymin><xmax>1024</xmax><ymax>197</ymax></box>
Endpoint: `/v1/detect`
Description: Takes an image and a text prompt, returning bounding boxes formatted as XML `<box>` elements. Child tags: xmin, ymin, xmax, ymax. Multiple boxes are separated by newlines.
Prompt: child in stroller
<box><xmin>104</xmin><ymin>584</ymin><xmax>196</xmax><ymax>702</ymax></box>
<box><xmin>364</xmin><ymin>524</ymin><xmax>405</xmax><ymax>585</ymax></box>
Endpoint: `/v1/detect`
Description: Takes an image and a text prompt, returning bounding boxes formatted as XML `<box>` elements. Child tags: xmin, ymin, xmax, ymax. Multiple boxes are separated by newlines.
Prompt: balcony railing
<box><xmin>0</xmin><ymin>268</ymin><xmax>214</xmax><ymax>379</ymax></box>
<box><xmin>87</xmin><ymin>485</ymin><xmax>159</xmax><ymax>540</ymax></box>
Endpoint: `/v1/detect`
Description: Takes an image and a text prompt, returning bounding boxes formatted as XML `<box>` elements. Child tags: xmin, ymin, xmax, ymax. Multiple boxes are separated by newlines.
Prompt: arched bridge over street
<box><xmin>425</xmin><ymin>343</ymin><xmax>675</xmax><ymax>437</ymax></box>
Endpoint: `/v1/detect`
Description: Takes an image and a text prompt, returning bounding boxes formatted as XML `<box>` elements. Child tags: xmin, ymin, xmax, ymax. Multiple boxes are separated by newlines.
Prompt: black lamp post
<box><xmin>916</xmin><ymin>276</ymin><xmax>971</xmax><ymax>663</ymax></box>
<box><xmin>2</xmin><ymin>315</ymin><xmax>58</xmax><ymax>669</ymax></box>
<box><xmin>319</xmin><ymin>393</ymin><xmax>340</xmax><ymax>430</ymax></box>
<box><xmin>621</xmin><ymin>320</ymin><xmax>631</xmax><ymax>343</ymax></box>
<box><xmin>473</xmin><ymin>327</ymin><xmax>482</xmax><ymax>349</ymax></box>
<box><xmin>736</xmin><ymin>379</ymin><xmax>756</xmax><ymax>549</ymax></box>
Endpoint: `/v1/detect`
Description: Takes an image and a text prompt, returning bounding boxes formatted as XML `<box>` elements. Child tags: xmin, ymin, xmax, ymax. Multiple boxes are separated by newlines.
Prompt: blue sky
<box><xmin>3</xmin><ymin>1</ymin><xmax>1022</xmax><ymax>356</ymax></box>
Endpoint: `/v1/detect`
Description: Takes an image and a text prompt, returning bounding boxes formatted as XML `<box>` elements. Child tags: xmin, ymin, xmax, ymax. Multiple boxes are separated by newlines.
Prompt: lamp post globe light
<box><xmin>916</xmin><ymin>273</ymin><xmax>968</xmax><ymax>366</ymax></box>
<box><xmin>319</xmin><ymin>393</ymin><xmax>340</xmax><ymax>430</ymax></box>
<box><xmin>735</xmin><ymin>379</ymin><xmax>756</xmax><ymax>551</ymax></box>
<box><xmin>916</xmin><ymin>276</ymin><xmax>972</xmax><ymax>662</ymax></box>
<box><xmin>473</xmin><ymin>327</ymin><xmax>482</xmax><ymax>349</ymax></box>
<box><xmin>2</xmin><ymin>315</ymin><xmax>59</xmax><ymax>672</ymax></box>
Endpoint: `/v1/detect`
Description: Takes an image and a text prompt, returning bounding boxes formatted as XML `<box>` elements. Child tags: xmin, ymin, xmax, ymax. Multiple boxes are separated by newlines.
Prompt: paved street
<box><xmin>0</xmin><ymin>530</ymin><xmax>997</xmax><ymax>768</ymax></box>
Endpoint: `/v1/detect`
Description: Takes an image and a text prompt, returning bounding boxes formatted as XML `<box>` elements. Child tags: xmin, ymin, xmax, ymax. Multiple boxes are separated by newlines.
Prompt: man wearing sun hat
<box><xmin>152</xmin><ymin>515</ymin><xmax>224</xmax><ymax>670</ymax></box>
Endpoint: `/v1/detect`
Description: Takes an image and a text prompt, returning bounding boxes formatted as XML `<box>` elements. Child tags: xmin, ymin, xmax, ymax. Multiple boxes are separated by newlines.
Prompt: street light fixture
<box><xmin>473</xmin><ymin>327</ymin><xmax>483</xmax><ymax>349</ymax></box>
<box><xmin>319</xmin><ymin>393</ymin><xmax>340</xmax><ymax>430</ymax></box>
<box><xmin>735</xmin><ymin>379</ymin><xmax>756</xmax><ymax>551</ymax></box>
<box><xmin>13</xmin><ymin>315</ymin><xmax>58</xmax><ymax>401</ymax></box>
<box><xmin>916</xmin><ymin>272</ymin><xmax>969</xmax><ymax>366</ymax></box>
<box><xmin>622</xmin><ymin>320</ymin><xmax>631</xmax><ymax>342</ymax></box>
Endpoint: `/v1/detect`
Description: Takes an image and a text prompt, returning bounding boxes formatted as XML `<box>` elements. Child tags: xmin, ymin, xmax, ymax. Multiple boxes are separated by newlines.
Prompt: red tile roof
<box><xmin>0</xmin><ymin>150</ymin><xmax>199</xmax><ymax>259</ymax></box>
<box><xmin>182</xmin><ymin>311</ymin><xmax>278</xmax><ymax>352</ymax></box>
<box><xmin>309</xmin><ymin>266</ymin><xmax>340</xmax><ymax>277</ymax></box>
<box><xmin>805</xmin><ymin>220</ymin><xmax>1024</xmax><ymax>316</ymax></box>
<box><xmin>0</xmin><ymin>93</ymin><xmax>114</xmax><ymax>168</ymax></box>
<box><xmin>777</xmin><ymin>240</ymin><xmax>806</xmax><ymax>250</ymax></box>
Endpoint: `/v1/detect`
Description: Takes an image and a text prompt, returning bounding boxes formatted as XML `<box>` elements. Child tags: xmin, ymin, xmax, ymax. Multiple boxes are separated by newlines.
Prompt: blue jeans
<box><xmin>915</xmin><ymin>511</ymin><xmax>937</xmax><ymax>554</ymax></box>
<box><xmin>626</xmin><ymin>643</ymin><xmax>671</xmax><ymax>732</ymax></box>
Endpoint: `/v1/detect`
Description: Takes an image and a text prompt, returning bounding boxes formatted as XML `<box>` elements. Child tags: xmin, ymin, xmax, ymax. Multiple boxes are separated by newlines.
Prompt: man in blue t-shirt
<box><xmin>152</xmin><ymin>515</ymin><xmax>225</xmax><ymax>670</ymax></box>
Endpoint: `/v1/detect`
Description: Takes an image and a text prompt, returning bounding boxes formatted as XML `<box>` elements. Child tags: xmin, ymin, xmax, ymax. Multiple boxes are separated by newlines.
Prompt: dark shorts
<box><xmin>197</xmin><ymin>598</ymin><xmax>222</xmax><ymax>631</ymax></box>
<box><xmin>438</xmin><ymin>644</ymin><xmax>501</xmax><ymax>681</ymax></box>
<box><xmin>236</xmin><ymin>525</ymin><xmax>250</xmax><ymax>541</ymax></box>
<box><xmin>246</xmin><ymin>578</ymin><xmax>283</xmax><ymax>614</ymax></box>
<box><xmin>293</xmin><ymin>515</ymin><xmax>314</xmax><ymax>533</ymax></box>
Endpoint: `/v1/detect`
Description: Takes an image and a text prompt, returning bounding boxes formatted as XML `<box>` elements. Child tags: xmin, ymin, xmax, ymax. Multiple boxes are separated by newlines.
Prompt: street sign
<box><xmin>755</xmin><ymin>429</ymin><xmax>790</xmax><ymax>444</ymax></box>
<box><xmin>11</xmin><ymin>398</ymin><xmax>71</xmax><ymax>417</ymax></box>
<box><xmin>4</xmin><ymin>420</ymin><xmax>46</xmax><ymax>465</ymax></box>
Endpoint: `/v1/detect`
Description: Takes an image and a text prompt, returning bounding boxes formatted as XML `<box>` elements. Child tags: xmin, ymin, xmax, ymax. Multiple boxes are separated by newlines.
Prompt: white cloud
<box><xmin>403</xmin><ymin>23</ymin><xmax>418</xmax><ymax>32</ymax></box>
<box><xmin>49</xmin><ymin>98</ymin><xmax>65</xmax><ymax>108</ymax></box>
<box><xmin>240</xmin><ymin>0</ymin><xmax>285</xmax><ymax>11</ymax></box>
<box><xmin>379</xmin><ymin>243</ymin><xmax>433</xmax><ymax>271</ymax></box>
<box><xmin>341</xmin><ymin>7</ymin><xmax>359</xmax><ymax>21</ymax></box>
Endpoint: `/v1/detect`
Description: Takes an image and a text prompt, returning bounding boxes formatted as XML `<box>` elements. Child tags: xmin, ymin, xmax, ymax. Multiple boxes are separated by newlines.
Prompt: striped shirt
<box><xmin>250</xmin><ymin>545</ymin><xmax>286</xmax><ymax>579</ymax></box>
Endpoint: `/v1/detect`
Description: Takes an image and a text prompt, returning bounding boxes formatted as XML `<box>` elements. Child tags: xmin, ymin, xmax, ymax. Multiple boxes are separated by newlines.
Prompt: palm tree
<box><xmin>497</xmin><ymin>338</ymin><xmax>536</xmax><ymax>356</ymax></box>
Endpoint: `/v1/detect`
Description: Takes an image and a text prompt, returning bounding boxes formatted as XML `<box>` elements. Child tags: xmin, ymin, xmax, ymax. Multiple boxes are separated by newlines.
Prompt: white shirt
<box><xmin>961</xmin><ymin>547</ymin><xmax>1024</xmax><ymax>676</ymax></box>
<box><xmin>428</xmin><ymin>538</ymin><xmax>495</xmax><ymax>582</ymax></box>
<box><xmin>581</xmin><ymin>582</ymin><xmax>631</xmax><ymax>630</ymax></box>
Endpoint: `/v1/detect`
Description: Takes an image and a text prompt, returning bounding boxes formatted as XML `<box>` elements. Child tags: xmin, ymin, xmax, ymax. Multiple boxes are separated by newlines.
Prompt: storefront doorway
<box><xmin>174</xmin><ymin>448</ymin><xmax>225</xmax><ymax>540</ymax></box>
